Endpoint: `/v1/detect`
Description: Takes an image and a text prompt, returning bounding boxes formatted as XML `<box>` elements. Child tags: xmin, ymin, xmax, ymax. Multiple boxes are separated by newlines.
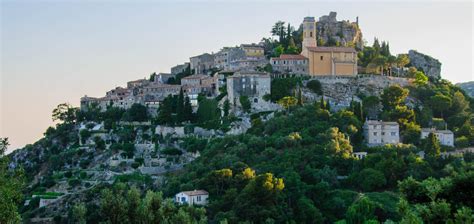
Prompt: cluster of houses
<box><xmin>81</xmin><ymin>15</ymin><xmax>360</xmax><ymax>113</ymax></box>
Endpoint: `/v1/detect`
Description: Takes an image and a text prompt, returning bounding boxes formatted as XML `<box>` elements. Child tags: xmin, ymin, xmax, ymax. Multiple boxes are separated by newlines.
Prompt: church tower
<box><xmin>301</xmin><ymin>16</ymin><xmax>317</xmax><ymax>58</ymax></box>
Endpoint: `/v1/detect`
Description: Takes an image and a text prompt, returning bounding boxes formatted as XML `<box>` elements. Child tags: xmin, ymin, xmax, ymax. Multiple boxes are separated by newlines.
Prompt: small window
<box><xmin>320</xmin><ymin>56</ymin><xmax>323</xmax><ymax>60</ymax></box>
<box><xmin>310</xmin><ymin>31</ymin><xmax>313</xmax><ymax>37</ymax></box>
<box><xmin>254</xmin><ymin>98</ymin><xmax>258</xmax><ymax>103</ymax></box>
<box><xmin>373</xmin><ymin>132</ymin><xmax>377</xmax><ymax>136</ymax></box>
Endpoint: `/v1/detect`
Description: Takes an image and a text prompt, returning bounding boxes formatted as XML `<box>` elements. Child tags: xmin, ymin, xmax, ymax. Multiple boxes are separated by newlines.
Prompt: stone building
<box><xmin>154</xmin><ymin>73</ymin><xmax>176</xmax><ymax>84</ymax></box>
<box><xmin>300</xmin><ymin>16</ymin><xmax>358</xmax><ymax>76</ymax></box>
<box><xmin>240</xmin><ymin>44</ymin><xmax>265</xmax><ymax>58</ymax></box>
<box><xmin>363</xmin><ymin>120</ymin><xmax>400</xmax><ymax>146</ymax></box>
<box><xmin>214</xmin><ymin>47</ymin><xmax>246</xmax><ymax>70</ymax></box>
<box><xmin>421</xmin><ymin>128</ymin><xmax>454</xmax><ymax>147</ymax></box>
<box><xmin>127</xmin><ymin>79</ymin><xmax>150</xmax><ymax>89</ymax></box>
<box><xmin>306</xmin><ymin>47</ymin><xmax>357</xmax><ymax>76</ymax></box>
<box><xmin>190</xmin><ymin>53</ymin><xmax>215</xmax><ymax>75</ymax></box>
<box><xmin>171</xmin><ymin>62</ymin><xmax>190</xmax><ymax>75</ymax></box>
<box><xmin>270</xmin><ymin>54</ymin><xmax>309</xmax><ymax>75</ymax></box>
<box><xmin>227</xmin><ymin>71</ymin><xmax>271</xmax><ymax>109</ymax></box>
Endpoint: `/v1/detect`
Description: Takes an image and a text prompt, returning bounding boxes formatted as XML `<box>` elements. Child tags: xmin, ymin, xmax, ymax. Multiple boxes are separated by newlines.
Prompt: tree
<box><xmin>124</xmin><ymin>103</ymin><xmax>148</xmax><ymax>122</ymax></box>
<box><xmin>325</xmin><ymin>127</ymin><xmax>353</xmax><ymax>159</ymax></box>
<box><xmin>277</xmin><ymin>96</ymin><xmax>298</xmax><ymax>113</ymax></box>
<box><xmin>286</xmin><ymin>37</ymin><xmax>298</xmax><ymax>54</ymax></box>
<box><xmin>270</xmin><ymin>21</ymin><xmax>286</xmax><ymax>43</ymax></box>
<box><xmin>423</xmin><ymin>133</ymin><xmax>441</xmax><ymax>157</ymax></box>
<box><xmin>346</xmin><ymin>196</ymin><xmax>377</xmax><ymax>224</ymax></box>
<box><xmin>363</xmin><ymin>96</ymin><xmax>382</xmax><ymax>119</ymax></box>
<box><xmin>52</xmin><ymin>103</ymin><xmax>78</xmax><ymax>124</ymax></box>
<box><xmin>0</xmin><ymin>138</ymin><xmax>24</xmax><ymax>224</ymax></box>
<box><xmin>157</xmin><ymin>95</ymin><xmax>173</xmax><ymax>125</ymax></box>
<box><xmin>381</xmin><ymin>85</ymin><xmax>409</xmax><ymax>110</ymax></box>
<box><xmin>72</xmin><ymin>202</ymin><xmax>87</xmax><ymax>224</ymax></box>
<box><xmin>372</xmin><ymin>55</ymin><xmax>388</xmax><ymax>75</ymax></box>
<box><xmin>414</xmin><ymin>71</ymin><xmax>428</xmax><ymax>86</ymax></box>
<box><xmin>429</xmin><ymin>94</ymin><xmax>452</xmax><ymax>118</ymax></box>
<box><xmin>396</xmin><ymin>54</ymin><xmax>410</xmax><ymax>76</ymax></box>
<box><xmin>273</xmin><ymin>45</ymin><xmax>284</xmax><ymax>57</ymax></box>
<box><xmin>306</xmin><ymin>80</ymin><xmax>322</xmax><ymax>95</ymax></box>
<box><xmin>183</xmin><ymin>96</ymin><xmax>193</xmax><ymax>122</ymax></box>
<box><xmin>239</xmin><ymin>96</ymin><xmax>251</xmax><ymax>113</ymax></box>
<box><xmin>176</xmin><ymin>89</ymin><xmax>185</xmax><ymax>123</ymax></box>
<box><xmin>358</xmin><ymin>168</ymin><xmax>387</xmax><ymax>191</ymax></box>
<box><xmin>223</xmin><ymin>99</ymin><xmax>230</xmax><ymax>117</ymax></box>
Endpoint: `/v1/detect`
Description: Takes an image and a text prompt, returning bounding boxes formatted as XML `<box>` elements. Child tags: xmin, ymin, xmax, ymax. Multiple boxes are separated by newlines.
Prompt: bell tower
<box><xmin>301</xmin><ymin>16</ymin><xmax>317</xmax><ymax>58</ymax></box>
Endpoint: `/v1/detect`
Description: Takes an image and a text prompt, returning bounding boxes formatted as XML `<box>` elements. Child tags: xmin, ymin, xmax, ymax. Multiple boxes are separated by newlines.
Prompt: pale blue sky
<box><xmin>1</xmin><ymin>0</ymin><xmax>473</xmax><ymax>152</ymax></box>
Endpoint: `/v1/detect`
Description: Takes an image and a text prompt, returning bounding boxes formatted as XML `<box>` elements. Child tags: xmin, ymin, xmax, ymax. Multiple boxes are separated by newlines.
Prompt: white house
<box><xmin>421</xmin><ymin>128</ymin><xmax>454</xmax><ymax>147</ymax></box>
<box><xmin>352</xmin><ymin>152</ymin><xmax>368</xmax><ymax>160</ymax></box>
<box><xmin>363</xmin><ymin>120</ymin><xmax>400</xmax><ymax>146</ymax></box>
<box><xmin>175</xmin><ymin>190</ymin><xmax>209</xmax><ymax>206</ymax></box>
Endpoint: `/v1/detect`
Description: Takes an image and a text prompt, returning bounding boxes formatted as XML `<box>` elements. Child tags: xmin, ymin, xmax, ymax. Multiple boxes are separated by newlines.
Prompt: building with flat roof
<box><xmin>175</xmin><ymin>190</ymin><xmax>209</xmax><ymax>206</ymax></box>
<box><xmin>421</xmin><ymin>128</ymin><xmax>454</xmax><ymax>147</ymax></box>
<box><xmin>363</xmin><ymin>120</ymin><xmax>400</xmax><ymax>146</ymax></box>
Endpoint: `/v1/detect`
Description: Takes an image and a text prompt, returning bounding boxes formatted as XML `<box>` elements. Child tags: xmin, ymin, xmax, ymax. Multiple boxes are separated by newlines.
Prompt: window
<box><xmin>391</xmin><ymin>132</ymin><xmax>396</xmax><ymax>136</ymax></box>
<box><xmin>181</xmin><ymin>197</ymin><xmax>186</xmax><ymax>202</ymax></box>
<box><xmin>320</xmin><ymin>56</ymin><xmax>323</xmax><ymax>60</ymax></box>
<box><xmin>382</xmin><ymin>132</ymin><xmax>385</xmax><ymax>136</ymax></box>
<box><xmin>373</xmin><ymin>132</ymin><xmax>377</xmax><ymax>136</ymax></box>
<box><xmin>310</xmin><ymin>31</ymin><xmax>313</xmax><ymax>37</ymax></box>
<box><xmin>254</xmin><ymin>98</ymin><xmax>258</xmax><ymax>103</ymax></box>
<box><xmin>197</xmin><ymin>196</ymin><xmax>201</xmax><ymax>201</ymax></box>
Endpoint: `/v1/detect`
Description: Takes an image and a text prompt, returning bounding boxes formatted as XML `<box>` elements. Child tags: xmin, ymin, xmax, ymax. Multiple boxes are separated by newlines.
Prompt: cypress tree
<box><xmin>176</xmin><ymin>89</ymin><xmax>185</xmax><ymax>122</ymax></box>
<box><xmin>183</xmin><ymin>96</ymin><xmax>193</xmax><ymax>122</ymax></box>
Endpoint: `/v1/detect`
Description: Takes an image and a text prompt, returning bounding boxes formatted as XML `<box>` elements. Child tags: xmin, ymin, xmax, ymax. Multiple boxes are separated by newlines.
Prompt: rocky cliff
<box><xmin>457</xmin><ymin>81</ymin><xmax>474</xmax><ymax>97</ymax></box>
<box><xmin>408</xmin><ymin>50</ymin><xmax>442</xmax><ymax>79</ymax></box>
<box><xmin>316</xmin><ymin>12</ymin><xmax>363</xmax><ymax>49</ymax></box>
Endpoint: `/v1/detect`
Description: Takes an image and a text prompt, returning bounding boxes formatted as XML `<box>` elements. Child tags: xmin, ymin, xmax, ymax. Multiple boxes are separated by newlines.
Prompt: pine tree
<box><xmin>297</xmin><ymin>88</ymin><xmax>303</xmax><ymax>106</ymax></box>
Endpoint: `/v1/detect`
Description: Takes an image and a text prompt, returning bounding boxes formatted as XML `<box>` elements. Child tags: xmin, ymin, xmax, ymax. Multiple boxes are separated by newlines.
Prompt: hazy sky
<box><xmin>1</xmin><ymin>0</ymin><xmax>473</xmax><ymax>152</ymax></box>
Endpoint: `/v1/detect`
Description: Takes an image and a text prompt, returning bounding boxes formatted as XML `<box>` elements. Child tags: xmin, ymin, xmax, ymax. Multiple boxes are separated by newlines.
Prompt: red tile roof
<box><xmin>307</xmin><ymin>47</ymin><xmax>356</xmax><ymax>53</ymax></box>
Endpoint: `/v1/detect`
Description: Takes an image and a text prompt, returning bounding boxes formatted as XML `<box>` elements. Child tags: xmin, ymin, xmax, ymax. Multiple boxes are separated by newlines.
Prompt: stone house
<box><xmin>175</xmin><ymin>190</ymin><xmax>209</xmax><ymax>206</ymax></box>
<box><xmin>214</xmin><ymin>47</ymin><xmax>246</xmax><ymax>70</ymax></box>
<box><xmin>363</xmin><ymin>120</ymin><xmax>400</xmax><ymax>146</ymax></box>
<box><xmin>421</xmin><ymin>128</ymin><xmax>454</xmax><ymax>147</ymax></box>
<box><xmin>270</xmin><ymin>54</ymin><xmax>309</xmax><ymax>75</ymax></box>
<box><xmin>227</xmin><ymin>71</ymin><xmax>271</xmax><ymax>109</ymax></box>
<box><xmin>171</xmin><ymin>62</ymin><xmax>190</xmax><ymax>75</ymax></box>
<box><xmin>240</xmin><ymin>44</ymin><xmax>265</xmax><ymax>58</ymax></box>
<box><xmin>190</xmin><ymin>53</ymin><xmax>215</xmax><ymax>75</ymax></box>
<box><xmin>154</xmin><ymin>73</ymin><xmax>176</xmax><ymax>84</ymax></box>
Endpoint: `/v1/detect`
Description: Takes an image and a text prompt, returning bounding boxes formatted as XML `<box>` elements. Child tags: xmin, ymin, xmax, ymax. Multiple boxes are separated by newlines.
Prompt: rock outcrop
<box><xmin>408</xmin><ymin>50</ymin><xmax>442</xmax><ymax>79</ymax></box>
<box><xmin>457</xmin><ymin>81</ymin><xmax>474</xmax><ymax>97</ymax></box>
<box><xmin>316</xmin><ymin>12</ymin><xmax>363</xmax><ymax>49</ymax></box>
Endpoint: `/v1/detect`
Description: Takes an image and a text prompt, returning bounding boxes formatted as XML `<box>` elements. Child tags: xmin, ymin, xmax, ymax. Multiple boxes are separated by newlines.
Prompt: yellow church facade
<box><xmin>300</xmin><ymin>16</ymin><xmax>358</xmax><ymax>76</ymax></box>
<box><xmin>306</xmin><ymin>47</ymin><xmax>357</xmax><ymax>76</ymax></box>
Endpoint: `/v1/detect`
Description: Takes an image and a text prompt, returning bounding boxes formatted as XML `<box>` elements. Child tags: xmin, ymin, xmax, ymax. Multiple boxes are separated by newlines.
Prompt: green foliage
<box><xmin>197</xmin><ymin>98</ymin><xmax>220</xmax><ymax>129</ymax></box>
<box><xmin>306</xmin><ymin>80</ymin><xmax>323</xmax><ymax>95</ymax></box>
<box><xmin>123</xmin><ymin>103</ymin><xmax>148</xmax><ymax>122</ymax></box>
<box><xmin>239</xmin><ymin>96</ymin><xmax>251</xmax><ymax>113</ymax></box>
<box><xmin>0</xmin><ymin>138</ymin><xmax>24</xmax><ymax>224</ymax></box>
<box><xmin>270</xmin><ymin>77</ymin><xmax>301</xmax><ymax>102</ymax></box>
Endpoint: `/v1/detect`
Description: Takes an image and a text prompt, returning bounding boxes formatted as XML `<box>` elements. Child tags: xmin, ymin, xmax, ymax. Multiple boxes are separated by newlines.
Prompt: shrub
<box><xmin>306</xmin><ymin>80</ymin><xmax>323</xmax><ymax>95</ymax></box>
<box><xmin>240</xmin><ymin>96</ymin><xmax>252</xmax><ymax>113</ymax></box>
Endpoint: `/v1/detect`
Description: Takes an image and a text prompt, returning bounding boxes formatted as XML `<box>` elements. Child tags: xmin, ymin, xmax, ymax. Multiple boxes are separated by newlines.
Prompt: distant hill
<box><xmin>457</xmin><ymin>81</ymin><xmax>474</xmax><ymax>97</ymax></box>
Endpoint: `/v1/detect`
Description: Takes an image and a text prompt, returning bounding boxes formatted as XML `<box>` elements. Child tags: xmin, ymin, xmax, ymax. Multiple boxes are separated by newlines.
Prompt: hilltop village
<box><xmin>5</xmin><ymin>12</ymin><xmax>474</xmax><ymax>224</ymax></box>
